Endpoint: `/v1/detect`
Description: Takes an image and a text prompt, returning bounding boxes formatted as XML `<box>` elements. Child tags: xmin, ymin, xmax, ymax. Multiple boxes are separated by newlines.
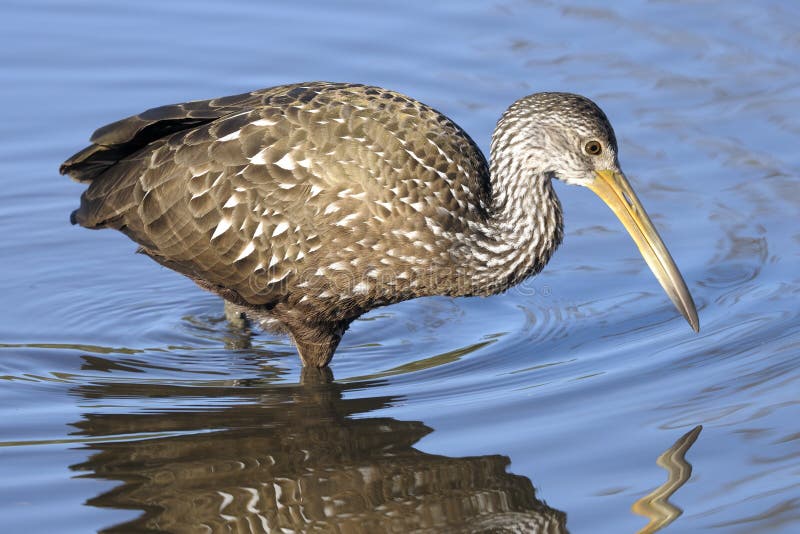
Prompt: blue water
<box><xmin>1</xmin><ymin>1</ymin><xmax>799</xmax><ymax>532</ymax></box>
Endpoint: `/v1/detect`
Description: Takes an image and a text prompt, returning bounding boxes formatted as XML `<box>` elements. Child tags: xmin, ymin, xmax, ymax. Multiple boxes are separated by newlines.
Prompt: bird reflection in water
<box><xmin>68</xmin><ymin>361</ymin><xmax>567</xmax><ymax>533</ymax></box>
<box><xmin>632</xmin><ymin>425</ymin><xmax>703</xmax><ymax>534</ymax></box>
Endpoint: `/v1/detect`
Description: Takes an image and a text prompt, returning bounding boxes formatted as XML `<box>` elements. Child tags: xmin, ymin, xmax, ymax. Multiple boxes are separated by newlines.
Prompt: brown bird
<box><xmin>61</xmin><ymin>82</ymin><xmax>699</xmax><ymax>367</ymax></box>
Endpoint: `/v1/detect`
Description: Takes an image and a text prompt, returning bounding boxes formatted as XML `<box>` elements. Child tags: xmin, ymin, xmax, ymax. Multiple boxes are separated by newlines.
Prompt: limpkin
<box><xmin>61</xmin><ymin>82</ymin><xmax>699</xmax><ymax>367</ymax></box>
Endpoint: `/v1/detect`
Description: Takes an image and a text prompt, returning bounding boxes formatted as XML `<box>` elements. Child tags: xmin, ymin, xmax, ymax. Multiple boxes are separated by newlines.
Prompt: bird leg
<box><xmin>291</xmin><ymin>335</ymin><xmax>341</xmax><ymax>368</ymax></box>
<box><xmin>287</xmin><ymin>322</ymin><xmax>347</xmax><ymax>368</ymax></box>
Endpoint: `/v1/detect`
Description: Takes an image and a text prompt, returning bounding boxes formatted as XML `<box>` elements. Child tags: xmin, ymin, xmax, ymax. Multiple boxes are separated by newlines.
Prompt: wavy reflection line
<box><xmin>632</xmin><ymin>425</ymin><xmax>702</xmax><ymax>534</ymax></box>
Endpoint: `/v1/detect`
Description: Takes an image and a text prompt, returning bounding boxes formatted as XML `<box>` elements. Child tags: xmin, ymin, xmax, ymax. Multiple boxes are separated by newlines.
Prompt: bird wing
<box><xmin>58</xmin><ymin>85</ymin><xmax>317</xmax><ymax>184</ymax></box>
<box><xmin>64</xmin><ymin>83</ymin><xmax>492</xmax><ymax>307</ymax></box>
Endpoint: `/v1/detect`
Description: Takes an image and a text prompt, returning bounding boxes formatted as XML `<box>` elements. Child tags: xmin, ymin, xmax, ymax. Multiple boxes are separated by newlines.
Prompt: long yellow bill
<box><xmin>589</xmin><ymin>170</ymin><xmax>699</xmax><ymax>332</ymax></box>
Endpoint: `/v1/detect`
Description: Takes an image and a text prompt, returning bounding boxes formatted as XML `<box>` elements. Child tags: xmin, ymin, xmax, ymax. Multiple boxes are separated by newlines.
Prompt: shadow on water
<box><xmin>67</xmin><ymin>364</ymin><xmax>568</xmax><ymax>533</ymax></box>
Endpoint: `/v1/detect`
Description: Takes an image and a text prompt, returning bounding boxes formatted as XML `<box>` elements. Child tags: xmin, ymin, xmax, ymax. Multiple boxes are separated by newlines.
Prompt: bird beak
<box><xmin>588</xmin><ymin>169</ymin><xmax>699</xmax><ymax>332</ymax></box>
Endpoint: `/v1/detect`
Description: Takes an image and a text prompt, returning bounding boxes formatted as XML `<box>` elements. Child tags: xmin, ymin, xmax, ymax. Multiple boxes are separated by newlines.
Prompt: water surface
<box><xmin>1</xmin><ymin>1</ymin><xmax>799</xmax><ymax>532</ymax></box>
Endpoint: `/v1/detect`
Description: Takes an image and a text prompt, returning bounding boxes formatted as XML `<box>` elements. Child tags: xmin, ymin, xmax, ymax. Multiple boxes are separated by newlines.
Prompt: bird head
<box><xmin>496</xmin><ymin>92</ymin><xmax>699</xmax><ymax>332</ymax></box>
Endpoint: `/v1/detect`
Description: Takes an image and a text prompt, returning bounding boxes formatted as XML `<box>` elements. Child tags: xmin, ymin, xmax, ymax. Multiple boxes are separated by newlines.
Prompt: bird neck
<box><xmin>462</xmin><ymin>143</ymin><xmax>564</xmax><ymax>296</ymax></box>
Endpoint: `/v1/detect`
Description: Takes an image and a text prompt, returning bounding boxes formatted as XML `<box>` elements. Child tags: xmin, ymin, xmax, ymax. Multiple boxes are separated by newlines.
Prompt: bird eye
<box><xmin>584</xmin><ymin>140</ymin><xmax>603</xmax><ymax>156</ymax></box>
